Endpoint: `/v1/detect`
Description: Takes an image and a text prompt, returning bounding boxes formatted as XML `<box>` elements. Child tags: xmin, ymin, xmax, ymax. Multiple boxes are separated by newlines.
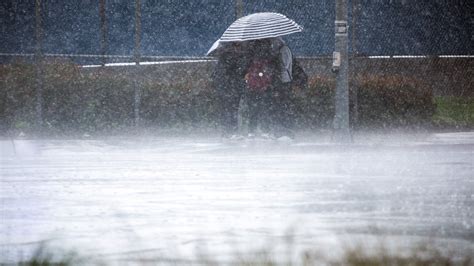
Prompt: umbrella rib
<box><xmin>231</xmin><ymin>19</ymin><xmax>297</xmax><ymax>27</ymax></box>
<box><xmin>220</xmin><ymin>29</ymin><xmax>302</xmax><ymax>41</ymax></box>
<box><xmin>226</xmin><ymin>22</ymin><xmax>300</xmax><ymax>32</ymax></box>
<box><xmin>223</xmin><ymin>24</ymin><xmax>302</xmax><ymax>36</ymax></box>
<box><xmin>225</xmin><ymin>24</ymin><xmax>302</xmax><ymax>34</ymax></box>
<box><xmin>235</xmin><ymin>17</ymin><xmax>288</xmax><ymax>24</ymax></box>
<box><xmin>235</xmin><ymin>12</ymin><xmax>287</xmax><ymax>21</ymax></box>
<box><xmin>222</xmin><ymin>30</ymin><xmax>302</xmax><ymax>40</ymax></box>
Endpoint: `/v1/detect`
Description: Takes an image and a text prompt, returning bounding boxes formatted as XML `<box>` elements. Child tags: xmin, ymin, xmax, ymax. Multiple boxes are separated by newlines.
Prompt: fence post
<box><xmin>333</xmin><ymin>0</ymin><xmax>351</xmax><ymax>142</ymax></box>
<box><xmin>351</xmin><ymin>0</ymin><xmax>359</xmax><ymax>126</ymax></box>
<box><xmin>99</xmin><ymin>0</ymin><xmax>108</xmax><ymax>66</ymax></box>
<box><xmin>235</xmin><ymin>0</ymin><xmax>244</xmax><ymax>19</ymax></box>
<box><xmin>35</xmin><ymin>0</ymin><xmax>44</xmax><ymax>131</ymax></box>
<box><xmin>134</xmin><ymin>0</ymin><xmax>141</xmax><ymax>127</ymax></box>
<box><xmin>235</xmin><ymin>0</ymin><xmax>248</xmax><ymax>135</ymax></box>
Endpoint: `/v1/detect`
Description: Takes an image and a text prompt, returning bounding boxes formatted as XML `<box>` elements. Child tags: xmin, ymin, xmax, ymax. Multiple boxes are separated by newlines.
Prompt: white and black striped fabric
<box><xmin>220</xmin><ymin>12</ymin><xmax>303</xmax><ymax>42</ymax></box>
<box><xmin>207</xmin><ymin>12</ymin><xmax>302</xmax><ymax>55</ymax></box>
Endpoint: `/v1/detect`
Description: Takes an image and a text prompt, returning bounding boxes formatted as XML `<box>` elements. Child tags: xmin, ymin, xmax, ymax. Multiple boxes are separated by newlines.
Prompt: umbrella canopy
<box><xmin>207</xmin><ymin>12</ymin><xmax>303</xmax><ymax>55</ymax></box>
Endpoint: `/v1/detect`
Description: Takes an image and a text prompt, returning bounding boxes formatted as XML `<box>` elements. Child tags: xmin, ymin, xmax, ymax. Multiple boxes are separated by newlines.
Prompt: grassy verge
<box><xmin>8</xmin><ymin>242</ymin><xmax>473</xmax><ymax>266</ymax></box>
<box><xmin>433</xmin><ymin>96</ymin><xmax>474</xmax><ymax>129</ymax></box>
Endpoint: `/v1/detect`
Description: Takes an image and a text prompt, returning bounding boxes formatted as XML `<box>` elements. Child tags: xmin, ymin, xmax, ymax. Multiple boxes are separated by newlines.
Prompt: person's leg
<box><xmin>271</xmin><ymin>83</ymin><xmax>295</xmax><ymax>138</ymax></box>
<box><xmin>247</xmin><ymin>91</ymin><xmax>260</xmax><ymax>135</ymax></box>
<box><xmin>217</xmin><ymin>78</ymin><xmax>242</xmax><ymax>136</ymax></box>
<box><xmin>257</xmin><ymin>89</ymin><xmax>273</xmax><ymax>134</ymax></box>
<box><xmin>221</xmin><ymin>97</ymin><xmax>239</xmax><ymax>133</ymax></box>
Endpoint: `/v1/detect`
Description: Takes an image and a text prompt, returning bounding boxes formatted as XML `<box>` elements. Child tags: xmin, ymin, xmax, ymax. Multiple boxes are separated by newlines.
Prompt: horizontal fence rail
<box><xmin>0</xmin><ymin>53</ymin><xmax>216</xmax><ymax>61</ymax></box>
<box><xmin>1</xmin><ymin>53</ymin><xmax>473</xmax><ymax>60</ymax></box>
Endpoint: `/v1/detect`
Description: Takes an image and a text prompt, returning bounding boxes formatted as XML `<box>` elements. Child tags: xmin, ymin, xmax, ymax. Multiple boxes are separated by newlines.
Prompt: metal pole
<box><xmin>235</xmin><ymin>0</ymin><xmax>248</xmax><ymax>135</ymax></box>
<box><xmin>99</xmin><ymin>0</ymin><xmax>108</xmax><ymax>66</ymax></box>
<box><xmin>235</xmin><ymin>0</ymin><xmax>244</xmax><ymax>19</ymax></box>
<box><xmin>351</xmin><ymin>0</ymin><xmax>359</xmax><ymax>125</ymax></box>
<box><xmin>35</xmin><ymin>0</ymin><xmax>43</xmax><ymax>130</ymax></box>
<box><xmin>333</xmin><ymin>0</ymin><xmax>351</xmax><ymax>142</ymax></box>
<box><xmin>134</xmin><ymin>0</ymin><xmax>141</xmax><ymax>65</ymax></box>
<box><xmin>351</xmin><ymin>0</ymin><xmax>357</xmax><ymax>57</ymax></box>
<box><xmin>134</xmin><ymin>0</ymin><xmax>141</xmax><ymax>127</ymax></box>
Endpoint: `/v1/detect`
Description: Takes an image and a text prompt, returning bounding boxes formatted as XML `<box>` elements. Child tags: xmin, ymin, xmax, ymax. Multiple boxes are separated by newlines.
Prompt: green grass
<box><xmin>433</xmin><ymin>96</ymin><xmax>474</xmax><ymax>129</ymax></box>
<box><xmin>7</xmin><ymin>242</ymin><xmax>472</xmax><ymax>266</ymax></box>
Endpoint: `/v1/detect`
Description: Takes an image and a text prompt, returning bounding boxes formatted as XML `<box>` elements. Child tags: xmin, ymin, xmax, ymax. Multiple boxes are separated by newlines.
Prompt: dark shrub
<box><xmin>140</xmin><ymin>73</ymin><xmax>218</xmax><ymax>129</ymax></box>
<box><xmin>355</xmin><ymin>74</ymin><xmax>435</xmax><ymax>128</ymax></box>
<box><xmin>294</xmin><ymin>74</ymin><xmax>435</xmax><ymax>129</ymax></box>
<box><xmin>294</xmin><ymin>75</ymin><xmax>335</xmax><ymax>129</ymax></box>
<box><xmin>1</xmin><ymin>61</ymin><xmax>436</xmax><ymax>135</ymax></box>
<box><xmin>1</xmin><ymin>63</ymin><xmax>37</xmax><ymax>132</ymax></box>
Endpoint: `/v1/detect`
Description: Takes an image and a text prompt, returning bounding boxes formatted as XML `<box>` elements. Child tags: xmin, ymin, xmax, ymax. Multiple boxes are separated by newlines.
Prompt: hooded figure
<box><xmin>209</xmin><ymin>13</ymin><xmax>303</xmax><ymax>138</ymax></box>
<box><xmin>244</xmin><ymin>37</ymin><xmax>296</xmax><ymax>138</ymax></box>
<box><xmin>211</xmin><ymin>37</ymin><xmax>297</xmax><ymax>138</ymax></box>
<box><xmin>243</xmin><ymin>39</ymin><xmax>278</xmax><ymax>135</ymax></box>
<box><xmin>211</xmin><ymin>42</ymin><xmax>252</xmax><ymax>135</ymax></box>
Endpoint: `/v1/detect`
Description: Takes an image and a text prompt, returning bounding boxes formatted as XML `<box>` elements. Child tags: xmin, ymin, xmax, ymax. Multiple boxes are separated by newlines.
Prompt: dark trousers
<box><xmin>216</xmin><ymin>76</ymin><xmax>295</xmax><ymax>136</ymax></box>
<box><xmin>247</xmin><ymin>90</ymin><xmax>272</xmax><ymax>133</ymax></box>
<box><xmin>246</xmin><ymin>82</ymin><xmax>295</xmax><ymax>136</ymax></box>
<box><xmin>268</xmin><ymin>82</ymin><xmax>295</xmax><ymax>136</ymax></box>
<box><xmin>216</xmin><ymin>78</ymin><xmax>245</xmax><ymax>135</ymax></box>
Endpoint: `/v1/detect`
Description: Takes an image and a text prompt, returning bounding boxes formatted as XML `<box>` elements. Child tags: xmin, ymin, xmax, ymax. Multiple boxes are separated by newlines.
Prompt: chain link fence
<box><xmin>0</xmin><ymin>0</ymin><xmax>472</xmax><ymax>133</ymax></box>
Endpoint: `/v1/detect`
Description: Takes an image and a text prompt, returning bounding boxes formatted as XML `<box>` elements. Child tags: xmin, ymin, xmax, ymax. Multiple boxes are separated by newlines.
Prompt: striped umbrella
<box><xmin>207</xmin><ymin>12</ymin><xmax>303</xmax><ymax>55</ymax></box>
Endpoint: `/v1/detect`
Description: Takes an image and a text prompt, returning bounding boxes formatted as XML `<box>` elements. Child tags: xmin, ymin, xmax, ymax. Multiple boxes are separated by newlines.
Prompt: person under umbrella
<box><xmin>211</xmin><ymin>42</ymin><xmax>253</xmax><ymax>136</ymax></box>
<box><xmin>208</xmin><ymin>12</ymin><xmax>303</xmax><ymax>138</ymax></box>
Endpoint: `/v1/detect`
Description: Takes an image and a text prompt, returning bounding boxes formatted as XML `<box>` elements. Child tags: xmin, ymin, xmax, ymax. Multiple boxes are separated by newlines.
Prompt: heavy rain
<box><xmin>1</xmin><ymin>1</ymin><xmax>473</xmax><ymax>265</ymax></box>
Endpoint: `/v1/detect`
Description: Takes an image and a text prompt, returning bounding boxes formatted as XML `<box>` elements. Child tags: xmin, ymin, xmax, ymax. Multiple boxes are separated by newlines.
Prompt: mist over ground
<box><xmin>1</xmin><ymin>131</ymin><xmax>473</xmax><ymax>264</ymax></box>
<box><xmin>1</xmin><ymin>0</ymin><xmax>473</xmax><ymax>264</ymax></box>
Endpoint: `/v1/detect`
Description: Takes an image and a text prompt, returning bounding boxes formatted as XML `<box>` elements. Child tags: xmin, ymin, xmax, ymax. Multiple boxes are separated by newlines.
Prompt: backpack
<box><xmin>291</xmin><ymin>58</ymin><xmax>308</xmax><ymax>90</ymax></box>
<box><xmin>244</xmin><ymin>58</ymin><xmax>276</xmax><ymax>92</ymax></box>
<box><xmin>277</xmin><ymin>43</ymin><xmax>308</xmax><ymax>90</ymax></box>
